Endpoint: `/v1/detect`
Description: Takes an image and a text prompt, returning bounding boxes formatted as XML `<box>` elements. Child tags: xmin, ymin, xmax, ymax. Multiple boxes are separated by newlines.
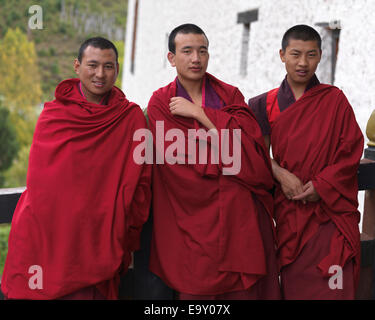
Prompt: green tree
<box><xmin>0</xmin><ymin>102</ymin><xmax>19</xmax><ymax>187</ymax></box>
<box><xmin>113</xmin><ymin>40</ymin><xmax>124</xmax><ymax>89</ymax></box>
<box><xmin>2</xmin><ymin>145</ymin><xmax>30</xmax><ymax>188</ymax></box>
<box><xmin>0</xmin><ymin>27</ymin><xmax>42</xmax><ymax>148</ymax></box>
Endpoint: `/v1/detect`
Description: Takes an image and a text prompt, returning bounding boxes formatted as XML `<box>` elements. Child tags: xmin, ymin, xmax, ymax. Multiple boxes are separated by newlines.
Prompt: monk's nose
<box><xmin>191</xmin><ymin>51</ymin><xmax>200</xmax><ymax>63</ymax></box>
<box><xmin>298</xmin><ymin>56</ymin><xmax>308</xmax><ymax>67</ymax></box>
<box><xmin>96</xmin><ymin>66</ymin><xmax>105</xmax><ymax>78</ymax></box>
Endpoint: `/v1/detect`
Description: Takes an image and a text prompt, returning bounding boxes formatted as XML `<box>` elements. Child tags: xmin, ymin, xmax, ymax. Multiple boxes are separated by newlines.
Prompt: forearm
<box><xmin>271</xmin><ymin>158</ymin><xmax>286</xmax><ymax>183</ymax></box>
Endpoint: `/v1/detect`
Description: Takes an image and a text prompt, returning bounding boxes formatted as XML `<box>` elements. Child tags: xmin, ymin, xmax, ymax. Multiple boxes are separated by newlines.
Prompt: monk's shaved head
<box><xmin>78</xmin><ymin>37</ymin><xmax>118</xmax><ymax>63</ymax></box>
<box><xmin>282</xmin><ymin>25</ymin><xmax>322</xmax><ymax>51</ymax></box>
<box><xmin>168</xmin><ymin>23</ymin><xmax>209</xmax><ymax>54</ymax></box>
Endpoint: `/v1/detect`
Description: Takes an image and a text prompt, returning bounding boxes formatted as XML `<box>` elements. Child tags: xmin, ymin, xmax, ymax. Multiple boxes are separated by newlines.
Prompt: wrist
<box><xmin>193</xmin><ymin>105</ymin><xmax>204</xmax><ymax>120</ymax></box>
<box><xmin>271</xmin><ymin>160</ymin><xmax>285</xmax><ymax>182</ymax></box>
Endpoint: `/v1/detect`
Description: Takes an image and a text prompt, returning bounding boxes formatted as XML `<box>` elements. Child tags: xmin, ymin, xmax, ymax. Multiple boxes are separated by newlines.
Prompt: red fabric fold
<box><xmin>270</xmin><ymin>84</ymin><xmax>363</xmax><ymax>285</ymax></box>
<box><xmin>1</xmin><ymin>78</ymin><xmax>151</xmax><ymax>299</ymax></box>
<box><xmin>147</xmin><ymin>73</ymin><xmax>275</xmax><ymax>295</ymax></box>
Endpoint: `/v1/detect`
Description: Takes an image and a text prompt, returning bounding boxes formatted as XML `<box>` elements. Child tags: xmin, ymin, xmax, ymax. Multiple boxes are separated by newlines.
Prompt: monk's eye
<box><xmin>104</xmin><ymin>65</ymin><xmax>114</xmax><ymax>69</ymax></box>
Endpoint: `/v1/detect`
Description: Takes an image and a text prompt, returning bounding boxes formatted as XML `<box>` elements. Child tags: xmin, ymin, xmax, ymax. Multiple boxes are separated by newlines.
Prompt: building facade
<box><xmin>122</xmin><ymin>0</ymin><xmax>375</xmax><ymax>223</ymax></box>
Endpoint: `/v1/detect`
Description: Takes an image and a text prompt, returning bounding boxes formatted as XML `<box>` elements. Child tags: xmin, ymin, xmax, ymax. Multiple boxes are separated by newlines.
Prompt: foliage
<box><xmin>0</xmin><ymin>28</ymin><xmax>41</xmax><ymax>148</ymax></box>
<box><xmin>114</xmin><ymin>40</ymin><xmax>124</xmax><ymax>88</ymax></box>
<box><xmin>0</xmin><ymin>0</ymin><xmax>128</xmax><ymax>101</ymax></box>
<box><xmin>0</xmin><ymin>224</ymin><xmax>11</xmax><ymax>276</ymax></box>
<box><xmin>2</xmin><ymin>145</ymin><xmax>31</xmax><ymax>188</ymax></box>
<box><xmin>0</xmin><ymin>105</ymin><xmax>19</xmax><ymax>170</ymax></box>
<box><xmin>0</xmin><ymin>105</ymin><xmax>19</xmax><ymax>187</ymax></box>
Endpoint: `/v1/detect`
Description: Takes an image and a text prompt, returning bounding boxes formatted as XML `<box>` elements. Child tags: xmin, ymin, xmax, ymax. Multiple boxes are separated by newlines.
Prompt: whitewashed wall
<box><xmin>122</xmin><ymin>0</ymin><xmax>375</xmax><ymax>229</ymax></box>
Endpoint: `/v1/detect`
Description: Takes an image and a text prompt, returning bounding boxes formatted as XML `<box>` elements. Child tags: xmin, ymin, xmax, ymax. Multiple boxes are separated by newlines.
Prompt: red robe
<box><xmin>270</xmin><ymin>84</ymin><xmax>363</xmax><ymax>287</ymax></box>
<box><xmin>147</xmin><ymin>73</ymin><xmax>277</xmax><ymax>295</ymax></box>
<box><xmin>1</xmin><ymin>78</ymin><xmax>151</xmax><ymax>299</ymax></box>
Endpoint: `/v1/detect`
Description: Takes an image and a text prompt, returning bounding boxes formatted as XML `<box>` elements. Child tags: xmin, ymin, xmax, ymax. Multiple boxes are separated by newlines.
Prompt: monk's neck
<box><xmin>286</xmin><ymin>76</ymin><xmax>307</xmax><ymax>101</ymax></box>
<box><xmin>178</xmin><ymin>76</ymin><xmax>203</xmax><ymax>104</ymax></box>
<box><xmin>86</xmin><ymin>95</ymin><xmax>103</xmax><ymax>105</ymax></box>
<box><xmin>80</xmin><ymin>82</ymin><xmax>106</xmax><ymax>105</ymax></box>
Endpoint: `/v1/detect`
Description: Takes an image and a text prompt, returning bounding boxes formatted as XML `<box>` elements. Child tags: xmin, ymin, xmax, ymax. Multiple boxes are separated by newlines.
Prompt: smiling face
<box><xmin>74</xmin><ymin>45</ymin><xmax>119</xmax><ymax>104</ymax></box>
<box><xmin>167</xmin><ymin>32</ymin><xmax>209</xmax><ymax>83</ymax></box>
<box><xmin>280</xmin><ymin>39</ymin><xmax>321</xmax><ymax>90</ymax></box>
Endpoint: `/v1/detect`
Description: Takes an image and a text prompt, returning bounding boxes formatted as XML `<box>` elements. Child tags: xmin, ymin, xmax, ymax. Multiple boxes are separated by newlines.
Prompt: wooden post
<box><xmin>356</xmin><ymin>112</ymin><xmax>375</xmax><ymax>299</ymax></box>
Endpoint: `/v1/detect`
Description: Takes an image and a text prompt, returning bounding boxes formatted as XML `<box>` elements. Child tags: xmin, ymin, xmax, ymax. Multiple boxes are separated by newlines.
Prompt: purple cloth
<box><xmin>176</xmin><ymin>76</ymin><xmax>223</xmax><ymax>110</ymax></box>
<box><xmin>248</xmin><ymin>74</ymin><xmax>320</xmax><ymax>135</ymax></box>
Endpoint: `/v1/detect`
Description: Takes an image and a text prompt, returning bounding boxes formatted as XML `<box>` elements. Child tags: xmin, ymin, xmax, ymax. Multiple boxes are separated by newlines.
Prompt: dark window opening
<box><xmin>316</xmin><ymin>21</ymin><xmax>341</xmax><ymax>84</ymax></box>
<box><xmin>237</xmin><ymin>9</ymin><xmax>259</xmax><ymax>76</ymax></box>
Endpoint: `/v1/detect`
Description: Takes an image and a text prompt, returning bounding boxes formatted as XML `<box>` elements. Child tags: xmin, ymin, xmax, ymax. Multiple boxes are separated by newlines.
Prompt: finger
<box><xmin>297</xmin><ymin>185</ymin><xmax>305</xmax><ymax>195</ymax></box>
<box><xmin>285</xmin><ymin>193</ymin><xmax>293</xmax><ymax>200</ymax></box>
<box><xmin>170</xmin><ymin>97</ymin><xmax>185</xmax><ymax>103</ymax></box>
<box><xmin>302</xmin><ymin>181</ymin><xmax>312</xmax><ymax>192</ymax></box>
<box><xmin>292</xmin><ymin>190</ymin><xmax>309</xmax><ymax>201</ymax></box>
<box><xmin>293</xmin><ymin>186</ymin><xmax>304</xmax><ymax>197</ymax></box>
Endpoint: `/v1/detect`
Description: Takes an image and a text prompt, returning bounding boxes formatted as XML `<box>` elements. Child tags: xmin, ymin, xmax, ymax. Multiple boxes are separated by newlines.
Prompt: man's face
<box><xmin>168</xmin><ymin>33</ymin><xmax>209</xmax><ymax>82</ymax></box>
<box><xmin>74</xmin><ymin>46</ymin><xmax>119</xmax><ymax>103</ymax></box>
<box><xmin>279</xmin><ymin>39</ymin><xmax>321</xmax><ymax>88</ymax></box>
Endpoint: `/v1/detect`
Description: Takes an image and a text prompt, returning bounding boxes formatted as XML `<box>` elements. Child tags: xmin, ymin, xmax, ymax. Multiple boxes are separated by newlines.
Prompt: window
<box><xmin>237</xmin><ymin>9</ymin><xmax>258</xmax><ymax>76</ymax></box>
<box><xmin>315</xmin><ymin>21</ymin><xmax>341</xmax><ymax>84</ymax></box>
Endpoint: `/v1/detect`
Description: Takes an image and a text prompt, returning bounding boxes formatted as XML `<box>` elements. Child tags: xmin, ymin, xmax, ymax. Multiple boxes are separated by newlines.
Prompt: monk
<box><xmin>147</xmin><ymin>23</ymin><xmax>281</xmax><ymax>300</ymax></box>
<box><xmin>249</xmin><ymin>25</ymin><xmax>364</xmax><ymax>300</ymax></box>
<box><xmin>1</xmin><ymin>37</ymin><xmax>151</xmax><ymax>300</ymax></box>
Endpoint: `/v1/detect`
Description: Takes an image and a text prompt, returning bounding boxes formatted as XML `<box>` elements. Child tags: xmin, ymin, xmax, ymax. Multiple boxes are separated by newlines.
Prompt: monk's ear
<box><xmin>74</xmin><ymin>58</ymin><xmax>81</xmax><ymax>75</ymax></box>
<box><xmin>167</xmin><ymin>52</ymin><xmax>176</xmax><ymax>67</ymax></box>
<box><xmin>279</xmin><ymin>49</ymin><xmax>286</xmax><ymax>63</ymax></box>
<box><xmin>318</xmin><ymin>49</ymin><xmax>322</xmax><ymax>62</ymax></box>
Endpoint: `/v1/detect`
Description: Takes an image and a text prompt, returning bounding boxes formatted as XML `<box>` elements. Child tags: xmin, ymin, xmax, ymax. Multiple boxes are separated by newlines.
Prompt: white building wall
<box><xmin>122</xmin><ymin>0</ymin><xmax>375</xmax><ymax>228</ymax></box>
<box><xmin>123</xmin><ymin>0</ymin><xmax>374</xmax><ymax>136</ymax></box>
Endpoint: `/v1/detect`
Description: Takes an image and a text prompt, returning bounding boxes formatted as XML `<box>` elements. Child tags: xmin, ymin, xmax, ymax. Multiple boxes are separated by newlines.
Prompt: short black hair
<box><xmin>281</xmin><ymin>25</ymin><xmax>322</xmax><ymax>51</ymax></box>
<box><xmin>77</xmin><ymin>37</ymin><xmax>118</xmax><ymax>63</ymax></box>
<box><xmin>168</xmin><ymin>23</ymin><xmax>209</xmax><ymax>54</ymax></box>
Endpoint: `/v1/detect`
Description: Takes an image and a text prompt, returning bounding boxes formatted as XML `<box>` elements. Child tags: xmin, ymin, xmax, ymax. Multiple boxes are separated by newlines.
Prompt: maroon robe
<box><xmin>1</xmin><ymin>79</ymin><xmax>151</xmax><ymax>300</ymax></box>
<box><xmin>147</xmin><ymin>73</ymin><xmax>280</xmax><ymax>298</ymax></box>
<box><xmin>251</xmin><ymin>80</ymin><xmax>363</xmax><ymax>299</ymax></box>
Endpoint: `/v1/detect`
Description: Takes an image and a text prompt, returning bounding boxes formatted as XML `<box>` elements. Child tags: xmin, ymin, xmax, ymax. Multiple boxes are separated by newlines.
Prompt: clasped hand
<box><xmin>279</xmin><ymin>170</ymin><xmax>320</xmax><ymax>204</ymax></box>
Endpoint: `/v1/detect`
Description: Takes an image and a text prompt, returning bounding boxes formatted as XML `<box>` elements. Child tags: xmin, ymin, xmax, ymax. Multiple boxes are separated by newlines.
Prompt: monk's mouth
<box><xmin>296</xmin><ymin>70</ymin><xmax>308</xmax><ymax>76</ymax></box>
<box><xmin>93</xmin><ymin>81</ymin><xmax>105</xmax><ymax>88</ymax></box>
